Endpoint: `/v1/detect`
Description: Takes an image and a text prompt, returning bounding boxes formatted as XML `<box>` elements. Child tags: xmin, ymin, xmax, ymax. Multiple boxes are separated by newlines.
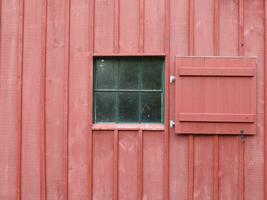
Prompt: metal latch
<box><xmin>170</xmin><ymin>75</ymin><xmax>175</xmax><ymax>83</ymax></box>
<box><xmin>240</xmin><ymin>130</ymin><xmax>245</xmax><ymax>143</ymax></box>
<box><xmin>169</xmin><ymin>120</ymin><xmax>175</xmax><ymax>128</ymax></box>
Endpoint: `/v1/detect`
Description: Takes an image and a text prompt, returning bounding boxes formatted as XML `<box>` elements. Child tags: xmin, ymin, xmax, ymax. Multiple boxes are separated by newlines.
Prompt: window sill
<box><xmin>92</xmin><ymin>123</ymin><xmax>165</xmax><ymax>131</ymax></box>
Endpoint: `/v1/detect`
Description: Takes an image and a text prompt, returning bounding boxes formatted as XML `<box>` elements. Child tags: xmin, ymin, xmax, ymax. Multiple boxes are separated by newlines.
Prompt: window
<box><xmin>93</xmin><ymin>57</ymin><xmax>164</xmax><ymax>123</ymax></box>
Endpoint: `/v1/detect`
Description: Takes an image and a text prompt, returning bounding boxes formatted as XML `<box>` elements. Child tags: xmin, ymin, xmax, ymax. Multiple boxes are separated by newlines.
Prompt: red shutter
<box><xmin>175</xmin><ymin>57</ymin><xmax>257</xmax><ymax>135</ymax></box>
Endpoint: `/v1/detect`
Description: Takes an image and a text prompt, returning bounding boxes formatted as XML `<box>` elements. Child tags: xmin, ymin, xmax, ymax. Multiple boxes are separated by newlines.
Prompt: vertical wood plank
<box><xmin>118</xmin><ymin>131</ymin><xmax>138</xmax><ymax>200</ymax></box>
<box><xmin>188</xmin><ymin>0</ymin><xmax>194</xmax><ymax>56</ymax></box>
<box><xmin>139</xmin><ymin>0</ymin><xmax>145</xmax><ymax>53</ymax></box>
<box><xmin>219</xmin><ymin>0</ymin><xmax>239</xmax><ymax>199</ymax></box>
<box><xmin>114</xmin><ymin>0</ymin><xmax>119</xmax><ymax>53</ymax></box>
<box><xmin>213</xmin><ymin>0</ymin><xmax>219</xmax><ymax>56</ymax></box>
<box><xmin>119</xmin><ymin>0</ymin><xmax>139</xmax><ymax>52</ymax></box>
<box><xmin>238</xmin><ymin>0</ymin><xmax>245</xmax><ymax>56</ymax></box>
<box><xmin>219</xmin><ymin>137</ymin><xmax>239</xmax><ymax>200</ymax></box>
<box><xmin>0</xmin><ymin>0</ymin><xmax>19</xmax><ymax>199</ymax></box>
<box><xmin>68</xmin><ymin>0</ymin><xmax>89</xmax><ymax>198</ymax></box>
<box><xmin>17</xmin><ymin>0</ymin><xmax>24</xmax><ymax>199</ymax></box>
<box><xmin>169</xmin><ymin>0</ymin><xmax>188</xmax><ymax>199</ymax></box>
<box><xmin>193</xmin><ymin>0</ymin><xmax>214</xmax><ymax>199</ymax></box>
<box><xmin>93</xmin><ymin>131</ymin><xmax>113</xmax><ymax>200</ymax></box>
<box><xmin>144</xmin><ymin>0</ymin><xmax>165</xmax><ymax>52</ymax></box>
<box><xmin>244</xmin><ymin>0</ymin><xmax>264</xmax><ymax>199</ymax></box>
<box><xmin>113</xmin><ymin>130</ymin><xmax>119</xmax><ymax>200</ymax></box>
<box><xmin>194</xmin><ymin>137</ymin><xmax>213</xmax><ymax>200</ymax></box>
<box><xmin>137</xmin><ymin>130</ymin><xmax>143</xmax><ymax>200</ymax></box>
<box><xmin>143</xmin><ymin>132</ymin><xmax>164</xmax><ymax>200</ymax></box>
<box><xmin>94</xmin><ymin>0</ymin><xmax>114</xmax><ymax>52</ymax></box>
<box><xmin>22</xmin><ymin>0</ymin><xmax>43</xmax><ymax>198</ymax></box>
<box><xmin>46</xmin><ymin>0</ymin><xmax>68</xmax><ymax>199</ymax></box>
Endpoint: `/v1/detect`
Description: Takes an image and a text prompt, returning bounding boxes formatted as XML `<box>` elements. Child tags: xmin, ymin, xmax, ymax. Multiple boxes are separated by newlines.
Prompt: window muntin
<box><xmin>93</xmin><ymin>57</ymin><xmax>164</xmax><ymax>123</ymax></box>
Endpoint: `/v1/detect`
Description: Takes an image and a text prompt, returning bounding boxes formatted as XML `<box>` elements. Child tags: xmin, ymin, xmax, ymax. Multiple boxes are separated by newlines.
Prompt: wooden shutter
<box><xmin>175</xmin><ymin>57</ymin><xmax>257</xmax><ymax>135</ymax></box>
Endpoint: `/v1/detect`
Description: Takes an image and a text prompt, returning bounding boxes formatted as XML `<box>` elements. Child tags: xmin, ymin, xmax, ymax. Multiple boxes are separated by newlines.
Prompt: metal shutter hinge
<box><xmin>169</xmin><ymin>75</ymin><xmax>175</xmax><ymax>83</ymax></box>
<box><xmin>240</xmin><ymin>130</ymin><xmax>245</xmax><ymax>143</ymax></box>
<box><xmin>169</xmin><ymin>120</ymin><xmax>175</xmax><ymax>128</ymax></box>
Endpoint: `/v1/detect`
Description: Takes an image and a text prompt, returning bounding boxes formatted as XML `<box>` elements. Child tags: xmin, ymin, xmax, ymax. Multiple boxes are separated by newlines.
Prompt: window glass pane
<box><xmin>141</xmin><ymin>92</ymin><xmax>162</xmax><ymax>122</ymax></box>
<box><xmin>94</xmin><ymin>57</ymin><xmax>164</xmax><ymax>124</ymax></box>
<box><xmin>95</xmin><ymin>92</ymin><xmax>116</xmax><ymax>122</ymax></box>
<box><xmin>95</xmin><ymin>58</ymin><xmax>117</xmax><ymax>89</ymax></box>
<box><xmin>118</xmin><ymin>58</ymin><xmax>139</xmax><ymax>89</ymax></box>
<box><xmin>141</xmin><ymin>58</ymin><xmax>163</xmax><ymax>90</ymax></box>
<box><xmin>119</xmin><ymin>92</ymin><xmax>139</xmax><ymax>122</ymax></box>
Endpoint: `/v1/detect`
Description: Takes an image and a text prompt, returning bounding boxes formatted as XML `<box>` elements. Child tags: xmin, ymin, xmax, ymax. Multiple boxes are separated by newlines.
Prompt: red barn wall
<box><xmin>0</xmin><ymin>0</ymin><xmax>266</xmax><ymax>199</ymax></box>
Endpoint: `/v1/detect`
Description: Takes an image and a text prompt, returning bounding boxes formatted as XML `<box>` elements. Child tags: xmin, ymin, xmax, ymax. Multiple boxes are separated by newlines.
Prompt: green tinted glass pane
<box><xmin>95</xmin><ymin>58</ymin><xmax>117</xmax><ymax>89</ymax></box>
<box><xmin>141</xmin><ymin>58</ymin><xmax>163</xmax><ymax>90</ymax></box>
<box><xmin>118</xmin><ymin>58</ymin><xmax>139</xmax><ymax>89</ymax></box>
<box><xmin>119</xmin><ymin>92</ymin><xmax>139</xmax><ymax>122</ymax></box>
<box><xmin>141</xmin><ymin>92</ymin><xmax>162</xmax><ymax>122</ymax></box>
<box><xmin>95</xmin><ymin>92</ymin><xmax>116</xmax><ymax>122</ymax></box>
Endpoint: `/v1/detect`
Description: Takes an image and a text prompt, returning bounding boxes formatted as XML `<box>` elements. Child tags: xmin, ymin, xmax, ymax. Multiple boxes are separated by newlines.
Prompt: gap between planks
<box><xmin>238</xmin><ymin>0</ymin><xmax>245</xmax><ymax>199</ymax></box>
<box><xmin>40</xmin><ymin>0</ymin><xmax>48</xmax><ymax>199</ymax></box>
<box><xmin>188</xmin><ymin>0</ymin><xmax>195</xmax><ymax>199</ymax></box>
<box><xmin>16</xmin><ymin>0</ymin><xmax>25</xmax><ymax>199</ymax></box>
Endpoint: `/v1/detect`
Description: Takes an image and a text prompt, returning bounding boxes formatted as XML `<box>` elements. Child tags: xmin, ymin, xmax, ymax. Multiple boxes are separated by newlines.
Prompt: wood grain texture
<box><xmin>21</xmin><ymin>0</ymin><xmax>42</xmax><ymax>198</ymax></box>
<box><xmin>119</xmin><ymin>131</ymin><xmax>138</xmax><ymax>200</ymax></box>
<box><xmin>46</xmin><ymin>0</ymin><xmax>68</xmax><ymax>199</ymax></box>
<box><xmin>193</xmin><ymin>0</ymin><xmax>214</xmax><ymax>199</ymax></box>
<box><xmin>68</xmin><ymin>0</ymin><xmax>90</xmax><ymax>199</ymax></box>
<box><xmin>93</xmin><ymin>131</ymin><xmax>113</xmax><ymax>200</ymax></box>
<box><xmin>0</xmin><ymin>1</ymin><xmax>19</xmax><ymax>199</ymax></box>
<box><xmin>219</xmin><ymin>1</ymin><xmax>239</xmax><ymax>199</ymax></box>
<box><xmin>94</xmin><ymin>0</ymin><xmax>114</xmax><ymax>52</ymax></box>
<box><xmin>144</xmin><ymin>0</ymin><xmax>165</xmax><ymax>52</ymax></box>
<box><xmin>143</xmin><ymin>132</ymin><xmax>164</xmax><ymax>200</ymax></box>
<box><xmin>119</xmin><ymin>0</ymin><xmax>139</xmax><ymax>52</ymax></box>
<box><xmin>139</xmin><ymin>0</ymin><xmax>145</xmax><ymax>53</ymax></box>
<box><xmin>244</xmin><ymin>0</ymin><xmax>265</xmax><ymax>199</ymax></box>
<box><xmin>113</xmin><ymin>0</ymin><xmax>119</xmax><ymax>53</ymax></box>
<box><xmin>169</xmin><ymin>0</ymin><xmax>188</xmax><ymax>199</ymax></box>
<box><xmin>0</xmin><ymin>0</ymin><xmax>265</xmax><ymax>199</ymax></box>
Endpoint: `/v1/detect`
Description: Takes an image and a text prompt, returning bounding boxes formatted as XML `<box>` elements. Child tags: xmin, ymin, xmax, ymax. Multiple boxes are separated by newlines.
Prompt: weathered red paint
<box><xmin>0</xmin><ymin>0</ymin><xmax>266</xmax><ymax>199</ymax></box>
<box><xmin>175</xmin><ymin>57</ymin><xmax>257</xmax><ymax>135</ymax></box>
